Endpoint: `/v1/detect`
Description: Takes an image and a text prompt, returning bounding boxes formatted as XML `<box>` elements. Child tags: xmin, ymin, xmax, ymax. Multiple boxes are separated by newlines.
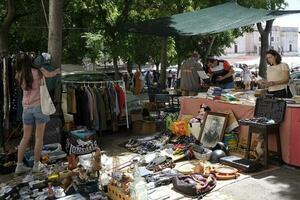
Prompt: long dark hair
<box><xmin>266</xmin><ymin>49</ymin><xmax>282</xmax><ymax>65</ymax></box>
<box><xmin>15</xmin><ymin>53</ymin><xmax>36</xmax><ymax>90</ymax></box>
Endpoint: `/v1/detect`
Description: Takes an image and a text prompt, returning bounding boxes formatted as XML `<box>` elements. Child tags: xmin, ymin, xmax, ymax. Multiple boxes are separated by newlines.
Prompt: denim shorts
<box><xmin>22</xmin><ymin>106</ymin><xmax>50</xmax><ymax>125</ymax></box>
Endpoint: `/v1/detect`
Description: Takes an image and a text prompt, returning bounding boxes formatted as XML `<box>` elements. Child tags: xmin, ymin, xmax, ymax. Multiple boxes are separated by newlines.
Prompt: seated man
<box><xmin>207</xmin><ymin>57</ymin><xmax>235</xmax><ymax>89</ymax></box>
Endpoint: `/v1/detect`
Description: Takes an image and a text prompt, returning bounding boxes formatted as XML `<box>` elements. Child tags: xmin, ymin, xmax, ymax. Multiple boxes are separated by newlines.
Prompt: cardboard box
<box><xmin>132</xmin><ymin>120</ymin><xmax>142</xmax><ymax>133</ymax></box>
<box><xmin>132</xmin><ymin>120</ymin><xmax>156</xmax><ymax>134</ymax></box>
<box><xmin>131</xmin><ymin>113</ymin><xmax>143</xmax><ymax>122</ymax></box>
<box><xmin>144</xmin><ymin>102</ymin><xmax>157</xmax><ymax>111</ymax></box>
<box><xmin>221</xmin><ymin>110</ymin><xmax>239</xmax><ymax>133</ymax></box>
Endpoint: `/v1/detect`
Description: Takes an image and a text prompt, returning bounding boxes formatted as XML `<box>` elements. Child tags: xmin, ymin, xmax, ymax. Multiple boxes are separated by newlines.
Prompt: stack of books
<box><xmin>207</xmin><ymin>87</ymin><xmax>222</xmax><ymax>100</ymax></box>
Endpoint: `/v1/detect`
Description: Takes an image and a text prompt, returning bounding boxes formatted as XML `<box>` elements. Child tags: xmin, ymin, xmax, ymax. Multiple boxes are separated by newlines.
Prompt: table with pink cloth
<box><xmin>179</xmin><ymin>96</ymin><xmax>300</xmax><ymax>167</ymax></box>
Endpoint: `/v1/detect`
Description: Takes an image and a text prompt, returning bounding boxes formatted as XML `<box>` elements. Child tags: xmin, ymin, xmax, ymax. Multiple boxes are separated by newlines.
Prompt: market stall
<box><xmin>180</xmin><ymin>94</ymin><xmax>300</xmax><ymax>167</ymax></box>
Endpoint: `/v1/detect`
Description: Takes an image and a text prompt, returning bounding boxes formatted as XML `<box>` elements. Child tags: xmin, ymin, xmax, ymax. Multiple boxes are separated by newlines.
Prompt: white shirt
<box><xmin>267</xmin><ymin>63</ymin><xmax>289</xmax><ymax>92</ymax></box>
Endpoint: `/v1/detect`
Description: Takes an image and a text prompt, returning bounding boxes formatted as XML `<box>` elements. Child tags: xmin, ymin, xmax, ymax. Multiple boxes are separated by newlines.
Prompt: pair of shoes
<box><xmin>15</xmin><ymin>163</ymin><xmax>31</xmax><ymax>174</ymax></box>
<box><xmin>32</xmin><ymin>161</ymin><xmax>44</xmax><ymax>173</ymax></box>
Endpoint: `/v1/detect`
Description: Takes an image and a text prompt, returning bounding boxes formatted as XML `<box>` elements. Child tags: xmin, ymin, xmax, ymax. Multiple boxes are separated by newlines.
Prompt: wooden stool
<box><xmin>245</xmin><ymin>124</ymin><xmax>281</xmax><ymax>168</ymax></box>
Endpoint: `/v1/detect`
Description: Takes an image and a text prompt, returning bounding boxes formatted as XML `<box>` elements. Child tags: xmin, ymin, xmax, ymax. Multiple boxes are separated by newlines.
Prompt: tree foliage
<box><xmin>0</xmin><ymin>0</ymin><xmax>288</xmax><ymax>74</ymax></box>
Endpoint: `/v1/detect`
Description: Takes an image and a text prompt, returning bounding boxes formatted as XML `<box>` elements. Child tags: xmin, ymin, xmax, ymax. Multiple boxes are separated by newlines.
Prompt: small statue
<box><xmin>194</xmin><ymin>161</ymin><xmax>205</xmax><ymax>174</ymax></box>
<box><xmin>67</xmin><ymin>154</ymin><xmax>77</xmax><ymax>170</ymax></box>
<box><xmin>255</xmin><ymin>135</ymin><xmax>264</xmax><ymax>162</ymax></box>
<box><xmin>78</xmin><ymin>165</ymin><xmax>89</xmax><ymax>181</ymax></box>
<box><xmin>92</xmin><ymin>148</ymin><xmax>101</xmax><ymax>172</ymax></box>
<box><xmin>47</xmin><ymin>183</ymin><xmax>55</xmax><ymax>200</ymax></box>
<box><xmin>189</xmin><ymin>104</ymin><xmax>211</xmax><ymax>124</ymax></box>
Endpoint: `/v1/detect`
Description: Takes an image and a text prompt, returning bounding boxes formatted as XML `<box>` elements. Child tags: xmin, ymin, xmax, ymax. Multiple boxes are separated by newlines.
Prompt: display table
<box><xmin>180</xmin><ymin>96</ymin><xmax>300</xmax><ymax>167</ymax></box>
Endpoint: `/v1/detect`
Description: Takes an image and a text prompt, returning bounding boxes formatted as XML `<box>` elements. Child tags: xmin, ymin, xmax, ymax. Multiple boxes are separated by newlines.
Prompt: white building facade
<box><xmin>225</xmin><ymin>26</ymin><xmax>299</xmax><ymax>56</ymax></box>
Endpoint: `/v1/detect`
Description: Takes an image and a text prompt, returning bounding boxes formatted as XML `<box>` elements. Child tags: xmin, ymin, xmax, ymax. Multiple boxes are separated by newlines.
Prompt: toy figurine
<box><xmin>67</xmin><ymin>154</ymin><xmax>77</xmax><ymax>170</ymax></box>
<box><xmin>255</xmin><ymin>135</ymin><xmax>264</xmax><ymax>162</ymax></box>
<box><xmin>47</xmin><ymin>183</ymin><xmax>55</xmax><ymax>200</ymax></box>
<box><xmin>194</xmin><ymin>161</ymin><xmax>205</xmax><ymax>174</ymax></box>
<box><xmin>78</xmin><ymin>165</ymin><xmax>89</xmax><ymax>181</ymax></box>
<box><xmin>189</xmin><ymin>104</ymin><xmax>211</xmax><ymax>124</ymax></box>
<box><xmin>92</xmin><ymin>148</ymin><xmax>101</xmax><ymax>172</ymax></box>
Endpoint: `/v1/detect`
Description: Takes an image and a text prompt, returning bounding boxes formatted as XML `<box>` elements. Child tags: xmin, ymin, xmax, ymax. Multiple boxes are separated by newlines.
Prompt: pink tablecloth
<box><xmin>180</xmin><ymin>97</ymin><xmax>300</xmax><ymax>167</ymax></box>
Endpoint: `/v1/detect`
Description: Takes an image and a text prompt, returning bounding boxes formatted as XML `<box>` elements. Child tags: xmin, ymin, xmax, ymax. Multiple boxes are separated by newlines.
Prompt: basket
<box><xmin>108</xmin><ymin>183</ymin><xmax>131</xmax><ymax>200</ymax></box>
<box><xmin>192</xmin><ymin>150</ymin><xmax>212</xmax><ymax>161</ymax></box>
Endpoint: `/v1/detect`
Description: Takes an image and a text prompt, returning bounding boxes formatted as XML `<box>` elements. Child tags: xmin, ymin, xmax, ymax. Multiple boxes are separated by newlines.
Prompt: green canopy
<box><xmin>124</xmin><ymin>2</ymin><xmax>300</xmax><ymax>37</ymax></box>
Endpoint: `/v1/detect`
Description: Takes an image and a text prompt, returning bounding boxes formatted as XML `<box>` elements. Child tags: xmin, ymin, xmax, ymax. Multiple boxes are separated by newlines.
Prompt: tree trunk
<box><xmin>48</xmin><ymin>0</ymin><xmax>63</xmax><ymax>68</ymax></box>
<box><xmin>160</xmin><ymin>37</ymin><xmax>168</xmax><ymax>89</ymax></box>
<box><xmin>113</xmin><ymin>57</ymin><xmax>120</xmax><ymax>80</ymax></box>
<box><xmin>175</xmin><ymin>37</ymin><xmax>182</xmax><ymax>77</ymax></box>
<box><xmin>258</xmin><ymin>33</ymin><xmax>269</xmax><ymax>78</ymax></box>
<box><xmin>48</xmin><ymin>0</ymin><xmax>63</xmax><ymax>116</ymax></box>
<box><xmin>0</xmin><ymin>32</ymin><xmax>9</xmax><ymax>56</ymax></box>
<box><xmin>257</xmin><ymin>20</ymin><xmax>273</xmax><ymax>78</ymax></box>
<box><xmin>177</xmin><ymin>57</ymin><xmax>182</xmax><ymax>76</ymax></box>
<box><xmin>0</xmin><ymin>0</ymin><xmax>16</xmax><ymax>149</ymax></box>
<box><xmin>0</xmin><ymin>0</ymin><xmax>16</xmax><ymax>55</ymax></box>
<box><xmin>204</xmin><ymin>35</ymin><xmax>216</xmax><ymax>63</ymax></box>
<box><xmin>155</xmin><ymin>62</ymin><xmax>160</xmax><ymax>71</ymax></box>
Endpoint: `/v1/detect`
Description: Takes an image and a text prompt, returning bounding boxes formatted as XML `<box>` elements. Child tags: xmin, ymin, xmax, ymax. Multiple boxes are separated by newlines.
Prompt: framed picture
<box><xmin>199</xmin><ymin>112</ymin><xmax>229</xmax><ymax>148</ymax></box>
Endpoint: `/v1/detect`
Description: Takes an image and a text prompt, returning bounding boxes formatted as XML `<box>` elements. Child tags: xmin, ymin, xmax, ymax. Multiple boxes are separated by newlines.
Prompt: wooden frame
<box><xmin>199</xmin><ymin>112</ymin><xmax>229</xmax><ymax>148</ymax></box>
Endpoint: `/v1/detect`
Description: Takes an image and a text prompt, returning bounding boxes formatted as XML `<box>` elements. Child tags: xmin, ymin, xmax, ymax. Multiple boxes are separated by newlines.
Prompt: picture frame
<box><xmin>199</xmin><ymin>112</ymin><xmax>229</xmax><ymax>148</ymax></box>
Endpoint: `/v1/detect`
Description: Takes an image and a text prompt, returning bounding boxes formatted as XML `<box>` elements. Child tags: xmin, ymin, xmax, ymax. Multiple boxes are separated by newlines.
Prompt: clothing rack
<box><xmin>62</xmin><ymin>80</ymin><xmax>124</xmax><ymax>84</ymax></box>
<box><xmin>62</xmin><ymin>79</ymin><xmax>129</xmax><ymax>129</ymax></box>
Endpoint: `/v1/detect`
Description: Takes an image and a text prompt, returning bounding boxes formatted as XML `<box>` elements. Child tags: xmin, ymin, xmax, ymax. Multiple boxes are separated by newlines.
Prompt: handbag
<box><xmin>40</xmin><ymin>76</ymin><xmax>56</xmax><ymax>115</ymax></box>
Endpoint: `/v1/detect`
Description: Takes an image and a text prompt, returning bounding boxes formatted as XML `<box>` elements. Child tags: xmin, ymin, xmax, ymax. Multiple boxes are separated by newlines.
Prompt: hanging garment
<box><xmin>102</xmin><ymin>88</ymin><xmax>111</xmax><ymax>121</ymax></box>
<box><xmin>93</xmin><ymin>88</ymin><xmax>107</xmax><ymax>130</ymax></box>
<box><xmin>115</xmin><ymin>84</ymin><xmax>125</xmax><ymax>117</ymax></box>
<box><xmin>8</xmin><ymin>57</ymin><xmax>20</xmax><ymax>122</ymax></box>
<box><xmin>115</xmin><ymin>89</ymin><xmax>120</xmax><ymax>117</ymax></box>
<box><xmin>76</xmin><ymin>88</ymin><xmax>91</xmax><ymax>127</ymax></box>
<box><xmin>88</xmin><ymin>87</ymin><xmax>99</xmax><ymax>131</ymax></box>
<box><xmin>85</xmin><ymin>87</ymin><xmax>94</xmax><ymax>123</ymax></box>
<box><xmin>74</xmin><ymin>88</ymin><xmax>83</xmax><ymax>126</ymax></box>
<box><xmin>107</xmin><ymin>87</ymin><xmax>117</xmax><ymax>119</ymax></box>
<box><xmin>67</xmin><ymin>87</ymin><xmax>77</xmax><ymax>114</ymax></box>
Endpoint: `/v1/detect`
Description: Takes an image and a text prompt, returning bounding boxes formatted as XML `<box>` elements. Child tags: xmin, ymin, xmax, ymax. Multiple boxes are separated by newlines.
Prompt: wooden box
<box><xmin>132</xmin><ymin>120</ymin><xmax>156</xmax><ymax>134</ymax></box>
<box><xmin>108</xmin><ymin>183</ymin><xmax>131</xmax><ymax>200</ymax></box>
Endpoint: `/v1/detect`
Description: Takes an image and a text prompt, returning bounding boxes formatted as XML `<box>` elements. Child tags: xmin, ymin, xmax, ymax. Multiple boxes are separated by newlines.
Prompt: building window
<box><xmin>234</xmin><ymin>44</ymin><xmax>238</xmax><ymax>53</ymax></box>
<box><xmin>289</xmin><ymin>44</ymin><xmax>293</xmax><ymax>52</ymax></box>
<box><xmin>271</xmin><ymin>37</ymin><xmax>274</xmax><ymax>42</ymax></box>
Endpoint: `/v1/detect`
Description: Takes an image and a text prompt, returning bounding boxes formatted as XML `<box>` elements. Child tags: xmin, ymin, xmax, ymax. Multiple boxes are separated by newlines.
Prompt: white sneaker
<box><xmin>32</xmin><ymin>162</ymin><xmax>45</xmax><ymax>173</ymax></box>
<box><xmin>15</xmin><ymin>163</ymin><xmax>31</xmax><ymax>174</ymax></box>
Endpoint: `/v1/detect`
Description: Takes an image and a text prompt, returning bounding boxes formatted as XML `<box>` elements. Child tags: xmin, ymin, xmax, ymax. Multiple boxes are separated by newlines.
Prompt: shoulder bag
<box><xmin>40</xmin><ymin>76</ymin><xmax>56</xmax><ymax>115</ymax></box>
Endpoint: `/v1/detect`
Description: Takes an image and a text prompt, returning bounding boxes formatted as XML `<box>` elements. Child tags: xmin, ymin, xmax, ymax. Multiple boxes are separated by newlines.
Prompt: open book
<box><xmin>197</xmin><ymin>71</ymin><xmax>210</xmax><ymax>79</ymax></box>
